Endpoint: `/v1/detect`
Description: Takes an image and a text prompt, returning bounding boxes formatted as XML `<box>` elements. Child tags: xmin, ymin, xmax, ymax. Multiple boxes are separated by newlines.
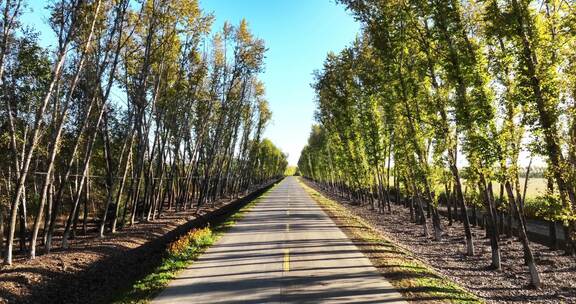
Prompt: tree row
<box><xmin>0</xmin><ymin>0</ymin><xmax>287</xmax><ymax>265</ymax></box>
<box><xmin>299</xmin><ymin>0</ymin><xmax>576</xmax><ymax>288</ymax></box>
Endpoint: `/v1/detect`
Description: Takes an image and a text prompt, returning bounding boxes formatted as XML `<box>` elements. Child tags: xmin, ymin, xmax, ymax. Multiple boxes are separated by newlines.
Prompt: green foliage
<box><xmin>524</xmin><ymin>194</ymin><xmax>576</xmax><ymax>224</ymax></box>
<box><xmin>253</xmin><ymin>138</ymin><xmax>288</xmax><ymax>180</ymax></box>
<box><xmin>284</xmin><ymin>166</ymin><xmax>298</xmax><ymax>176</ymax></box>
<box><xmin>301</xmin><ymin>0</ymin><xmax>576</xmax><ymax>225</ymax></box>
<box><xmin>0</xmin><ymin>0</ymin><xmax>292</xmax><ymax>269</ymax></box>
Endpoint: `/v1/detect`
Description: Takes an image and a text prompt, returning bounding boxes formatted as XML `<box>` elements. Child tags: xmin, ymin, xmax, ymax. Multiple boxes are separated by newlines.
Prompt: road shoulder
<box><xmin>298</xmin><ymin>178</ymin><xmax>483</xmax><ymax>304</ymax></box>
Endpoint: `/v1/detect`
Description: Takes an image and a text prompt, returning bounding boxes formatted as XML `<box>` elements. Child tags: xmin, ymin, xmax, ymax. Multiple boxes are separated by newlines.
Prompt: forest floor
<box><xmin>0</xmin><ymin>182</ymin><xmax>276</xmax><ymax>304</ymax></box>
<box><xmin>303</xmin><ymin>179</ymin><xmax>576</xmax><ymax>304</ymax></box>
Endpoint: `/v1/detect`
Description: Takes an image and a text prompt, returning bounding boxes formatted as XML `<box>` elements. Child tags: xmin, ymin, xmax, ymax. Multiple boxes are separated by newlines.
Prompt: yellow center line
<box><xmin>284</xmin><ymin>207</ymin><xmax>290</xmax><ymax>272</ymax></box>
<box><xmin>283</xmin><ymin>249</ymin><xmax>290</xmax><ymax>272</ymax></box>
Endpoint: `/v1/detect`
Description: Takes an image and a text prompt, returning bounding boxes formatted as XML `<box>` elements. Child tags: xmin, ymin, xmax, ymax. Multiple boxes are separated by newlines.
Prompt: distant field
<box><xmin>385</xmin><ymin>176</ymin><xmax>548</xmax><ymax>199</ymax></box>
<box><xmin>520</xmin><ymin>178</ymin><xmax>548</xmax><ymax>199</ymax></box>
<box><xmin>461</xmin><ymin>178</ymin><xmax>548</xmax><ymax>199</ymax></box>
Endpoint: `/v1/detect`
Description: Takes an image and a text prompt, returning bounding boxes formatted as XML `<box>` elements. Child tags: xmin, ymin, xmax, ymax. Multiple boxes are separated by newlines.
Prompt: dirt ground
<box><xmin>307</xmin><ymin>182</ymin><xmax>576</xmax><ymax>304</ymax></box>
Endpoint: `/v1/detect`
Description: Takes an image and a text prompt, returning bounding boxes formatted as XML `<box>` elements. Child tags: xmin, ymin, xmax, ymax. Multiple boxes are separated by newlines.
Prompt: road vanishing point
<box><xmin>153</xmin><ymin>176</ymin><xmax>406</xmax><ymax>304</ymax></box>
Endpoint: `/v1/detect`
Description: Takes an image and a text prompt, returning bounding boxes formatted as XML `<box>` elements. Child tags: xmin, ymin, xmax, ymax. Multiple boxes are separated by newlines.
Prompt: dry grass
<box><xmin>520</xmin><ymin>178</ymin><xmax>548</xmax><ymax>199</ymax></box>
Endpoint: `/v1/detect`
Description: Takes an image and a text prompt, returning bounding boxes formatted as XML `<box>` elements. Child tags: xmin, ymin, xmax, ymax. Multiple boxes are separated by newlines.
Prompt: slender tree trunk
<box><xmin>505</xmin><ymin>180</ymin><xmax>541</xmax><ymax>288</ymax></box>
<box><xmin>509</xmin><ymin>0</ymin><xmax>576</xmax><ymax>254</ymax></box>
<box><xmin>479</xmin><ymin>176</ymin><xmax>501</xmax><ymax>270</ymax></box>
<box><xmin>5</xmin><ymin>40</ymin><xmax>71</xmax><ymax>264</ymax></box>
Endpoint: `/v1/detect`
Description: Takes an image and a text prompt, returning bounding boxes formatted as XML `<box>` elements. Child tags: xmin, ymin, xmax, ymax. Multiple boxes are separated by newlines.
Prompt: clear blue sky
<box><xmin>200</xmin><ymin>0</ymin><xmax>360</xmax><ymax>165</ymax></box>
<box><xmin>23</xmin><ymin>0</ymin><xmax>360</xmax><ymax>166</ymax></box>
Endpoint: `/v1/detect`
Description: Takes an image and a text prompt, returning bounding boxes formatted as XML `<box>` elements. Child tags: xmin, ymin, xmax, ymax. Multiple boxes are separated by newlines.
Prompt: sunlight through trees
<box><xmin>0</xmin><ymin>0</ymin><xmax>286</xmax><ymax>265</ymax></box>
<box><xmin>300</xmin><ymin>0</ymin><xmax>576</xmax><ymax>289</ymax></box>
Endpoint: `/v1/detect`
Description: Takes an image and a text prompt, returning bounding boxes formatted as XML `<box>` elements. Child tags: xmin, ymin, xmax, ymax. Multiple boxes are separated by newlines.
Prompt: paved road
<box><xmin>153</xmin><ymin>177</ymin><xmax>406</xmax><ymax>304</ymax></box>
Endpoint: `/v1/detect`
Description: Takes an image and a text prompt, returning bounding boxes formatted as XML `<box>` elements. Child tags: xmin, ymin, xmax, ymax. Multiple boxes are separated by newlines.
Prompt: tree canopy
<box><xmin>299</xmin><ymin>0</ymin><xmax>576</xmax><ymax>288</ymax></box>
<box><xmin>0</xmin><ymin>0</ymin><xmax>286</xmax><ymax>265</ymax></box>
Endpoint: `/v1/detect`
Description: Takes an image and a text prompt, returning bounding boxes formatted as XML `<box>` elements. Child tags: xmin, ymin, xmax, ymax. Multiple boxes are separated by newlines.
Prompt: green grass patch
<box><xmin>298</xmin><ymin>178</ymin><xmax>483</xmax><ymax>304</ymax></box>
<box><xmin>112</xmin><ymin>194</ymin><xmax>267</xmax><ymax>304</ymax></box>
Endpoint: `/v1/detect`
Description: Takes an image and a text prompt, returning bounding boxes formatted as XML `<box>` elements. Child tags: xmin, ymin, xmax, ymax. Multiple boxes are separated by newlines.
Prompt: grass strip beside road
<box><xmin>298</xmin><ymin>178</ymin><xmax>483</xmax><ymax>304</ymax></box>
<box><xmin>112</xmin><ymin>195</ymin><xmax>266</xmax><ymax>304</ymax></box>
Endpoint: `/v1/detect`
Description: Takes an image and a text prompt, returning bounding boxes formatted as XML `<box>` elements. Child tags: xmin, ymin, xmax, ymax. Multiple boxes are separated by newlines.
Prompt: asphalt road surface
<box><xmin>153</xmin><ymin>176</ymin><xmax>406</xmax><ymax>304</ymax></box>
